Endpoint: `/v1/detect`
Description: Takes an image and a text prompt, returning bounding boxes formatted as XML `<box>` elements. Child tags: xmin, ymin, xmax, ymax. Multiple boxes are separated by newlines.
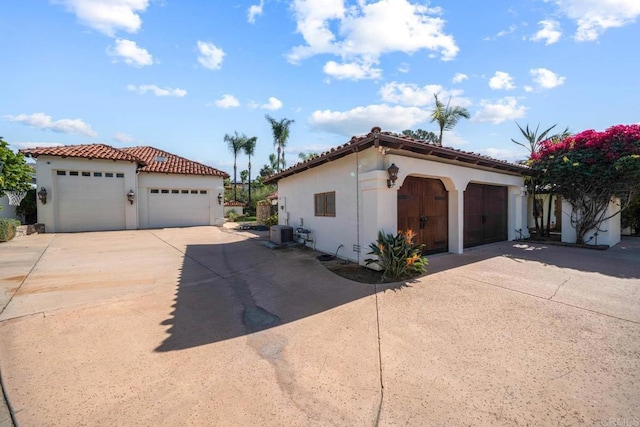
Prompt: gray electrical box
<box><xmin>270</xmin><ymin>225</ymin><xmax>294</xmax><ymax>244</ymax></box>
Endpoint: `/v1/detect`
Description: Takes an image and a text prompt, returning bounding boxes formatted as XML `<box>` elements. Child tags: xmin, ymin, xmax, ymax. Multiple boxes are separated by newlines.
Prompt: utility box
<box><xmin>270</xmin><ymin>225</ymin><xmax>293</xmax><ymax>244</ymax></box>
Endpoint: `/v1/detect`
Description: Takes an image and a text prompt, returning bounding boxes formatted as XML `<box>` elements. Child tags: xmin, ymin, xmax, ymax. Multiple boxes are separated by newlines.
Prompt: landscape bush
<box><xmin>0</xmin><ymin>218</ymin><xmax>20</xmax><ymax>242</ymax></box>
<box><xmin>365</xmin><ymin>229</ymin><xmax>428</xmax><ymax>281</ymax></box>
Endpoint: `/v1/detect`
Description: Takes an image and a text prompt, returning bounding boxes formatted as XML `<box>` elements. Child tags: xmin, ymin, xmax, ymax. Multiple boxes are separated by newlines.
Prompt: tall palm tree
<box><xmin>298</xmin><ymin>152</ymin><xmax>318</xmax><ymax>161</ymax></box>
<box><xmin>224</xmin><ymin>131</ymin><xmax>246</xmax><ymax>201</ymax></box>
<box><xmin>243</xmin><ymin>136</ymin><xmax>257</xmax><ymax>207</ymax></box>
<box><xmin>430</xmin><ymin>94</ymin><xmax>470</xmax><ymax>147</ymax></box>
<box><xmin>511</xmin><ymin>123</ymin><xmax>569</xmax><ymax>236</ymax></box>
<box><xmin>265</xmin><ymin>115</ymin><xmax>295</xmax><ymax>172</ymax></box>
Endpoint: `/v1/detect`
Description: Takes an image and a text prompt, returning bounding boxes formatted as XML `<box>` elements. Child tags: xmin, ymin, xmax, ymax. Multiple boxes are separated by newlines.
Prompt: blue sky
<box><xmin>2</xmin><ymin>0</ymin><xmax>639</xmax><ymax>176</ymax></box>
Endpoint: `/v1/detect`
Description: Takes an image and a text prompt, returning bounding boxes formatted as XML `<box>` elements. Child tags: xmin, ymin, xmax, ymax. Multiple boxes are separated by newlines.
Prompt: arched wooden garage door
<box><xmin>464</xmin><ymin>183</ymin><xmax>508</xmax><ymax>248</ymax></box>
<box><xmin>397</xmin><ymin>176</ymin><xmax>448</xmax><ymax>254</ymax></box>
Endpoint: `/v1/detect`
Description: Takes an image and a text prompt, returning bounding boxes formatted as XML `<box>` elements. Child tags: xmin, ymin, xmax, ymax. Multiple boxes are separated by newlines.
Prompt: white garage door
<box><xmin>147</xmin><ymin>189</ymin><xmax>210</xmax><ymax>228</ymax></box>
<box><xmin>55</xmin><ymin>170</ymin><xmax>126</xmax><ymax>232</ymax></box>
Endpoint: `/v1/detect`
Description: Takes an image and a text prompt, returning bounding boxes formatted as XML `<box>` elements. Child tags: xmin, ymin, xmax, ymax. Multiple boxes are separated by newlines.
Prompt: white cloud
<box><xmin>472</xmin><ymin>97</ymin><xmax>527</xmax><ymax>124</ymax></box>
<box><xmin>10</xmin><ymin>142</ymin><xmax>65</xmax><ymax>150</ymax></box>
<box><xmin>5</xmin><ymin>113</ymin><xmax>97</xmax><ymax>137</ymax></box>
<box><xmin>113</xmin><ymin>132</ymin><xmax>134</xmax><ymax>144</ymax></box>
<box><xmin>379</xmin><ymin>82</ymin><xmax>471</xmax><ymax>107</ymax></box>
<box><xmin>397</xmin><ymin>62</ymin><xmax>410</xmax><ymax>73</ymax></box>
<box><xmin>323</xmin><ymin>60</ymin><xmax>382</xmax><ymax>80</ymax></box>
<box><xmin>247</xmin><ymin>0</ymin><xmax>265</xmax><ymax>23</ymax></box>
<box><xmin>452</xmin><ymin>72</ymin><xmax>468</xmax><ymax>83</ymax></box>
<box><xmin>488</xmin><ymin>71</ymin><xmax>516</xmax><ymax>90</ymax></box>
<box><xmin>288</xmin><ymin>0</ymin><xmax>459</xmax><ymax>79</ymax></box>
<box><xmin>309</xmin><ymin>104</ymin><xmax>431</xmax><ymax>137</ymax></box>
<box><xmin>484</xmin><ymin>24</ymin><xmax>517</xmax><ymax>40</ymax></box>
<box><xmin>214</xmin><ymin>94</ymin><xmax>240</xmax><ymax>108</ymax></box>
<box><xmin>530</xmin><ymin>20</ymin><xmax>562</xmax><ymax>44</ymax></box>
<box><xmin>553</xmin><ymin>0</ymin><xmax>640</xmax><ymax>41</ymax></box>
<box><xmin>197</xmin><ymin>41</ymin><xmax>225</xmax><ymax>70</ymax></box>
<box><xmin>108</xmin><ymin>38</ymin><xmax>153</xmax><ymax>67</ymax></box>
<box><xmin>530</xmin><ymin>68</ymin><xmax>566</xmax><ymax>89</ymax></box>
<box><xmin>127</xmin><ymin>84</ymin><xmax>187</xmax><ymax>97</ymax></box>
<box><xmin>261</xmin><ymin>97</ymin><xmax>283</xmax><ymax>111</ymax></box>
<box><xmin>476</xmin><ymin>147</ymin><xmax>529</xmax><ymax>162</ymax></box>
<box><xmin>53</xmin><ymin>0</ymin><xmax>150</xmax><ymax>37</ymax></box>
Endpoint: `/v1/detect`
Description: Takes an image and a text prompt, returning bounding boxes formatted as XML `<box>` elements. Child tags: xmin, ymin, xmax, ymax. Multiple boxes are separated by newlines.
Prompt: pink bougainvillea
<box><xmin>532</xmin><ymin>124</ymin><xmax>640</xmax><ymax>244</ymax></box>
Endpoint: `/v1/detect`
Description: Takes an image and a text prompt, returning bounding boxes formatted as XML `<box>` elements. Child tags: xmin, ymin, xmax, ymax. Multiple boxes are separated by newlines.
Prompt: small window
<box><xmin>171</xmin><ymin>189</ymin><xmax>179</xmax><ymax>194</ymax></box>
<box><xmin>199</xmin><ymin>190</ymin><xmax>207</xmax><ymax>194</ymax></box>
<box><xmin>105</xmin><ymin>172</ymin><xmax>114</xmax><ymax>178</ymax></box>
<box><xmin>69</xmin><ymin>171</ymin><xmax>79</xmax><ymax>176</ymax></box>
<box><xmin>190</xmin><ymin>190</ymin><xmax>198</xmax><ymax>194</ymax></box>
<box><xmin>161</xmin><ymin>189</ymin><xmax>169</xmax><ymax>194</ymax></box>
<box><xmin>56</xmin><ymin>171</ymin><xmax>66</xmax><ymax>176</ymax></box>
<box><xmin>150</xmin><ymin>189</ymin><xmax>159</xmax><ymax>194</ymax></box>
<box><xmin>181</xmin><ymin>190</ymin><xmax>189</xmax><ymax>194</ymax></box>
<box><xmin>82</xmin><ymin>171</ymin><xmax>90</xmax><ymax>177</ymax></box>
<box><xmin>314</xmin><ymin>192</ymin><xmax>336</xmax><ymax>217</ymax></box>
<box><xmin>93</xmin><ymin>172</ymin><xmax>102</xmax><ymax>177</ymax></box>
<box><xmin>116</xmin><ymin>173</ymin><xmax>124</xmax><ymax>178</ymax></box>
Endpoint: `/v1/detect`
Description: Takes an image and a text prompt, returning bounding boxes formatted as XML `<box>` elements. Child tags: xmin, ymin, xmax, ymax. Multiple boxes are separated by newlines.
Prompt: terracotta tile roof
<box><xmin>121</xmin><ymin>146</ymin><xmax>228</xmax><ymax>178</ymax></box>
<box><xmin>20</xmin><ymin>144</ymin><xmax>144</xmax><ymax>164</ymax></box>
<box><xmin>224</xmin><ymin>201</ymin><xmax>246</xmax><ymax>207</ymax></box>
<box><xmin>264</xmin><ymin>127</ymin><xmax>529</xmax><ymax>184</ymax></box>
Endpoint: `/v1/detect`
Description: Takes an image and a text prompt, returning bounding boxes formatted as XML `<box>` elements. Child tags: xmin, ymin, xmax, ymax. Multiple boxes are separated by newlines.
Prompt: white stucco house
<box><xmin>224</xmin><ymin>200</ymin><xmax>245</xmax><ymax>217</ymax></box>
<box><xmin>264</xmin><ymin>127</ymin><xmax>530</xmax><ymax>267</ymax></box>
<box><xmin>20</xmin><ymin>144</ymin><xmax>229</xmax><ymax>232</ymax></box>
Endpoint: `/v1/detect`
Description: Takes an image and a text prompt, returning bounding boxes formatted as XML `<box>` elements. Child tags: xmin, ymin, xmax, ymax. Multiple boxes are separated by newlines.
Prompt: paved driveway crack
<box><xmin>549</xmin><ymin>277</ymin><xmax>570</xmax><ymax>300</ymax></box>
<box><xmin>374</xmin><ymin>283</ymin><xmax>385</xmax><ymax>427</ymax></box>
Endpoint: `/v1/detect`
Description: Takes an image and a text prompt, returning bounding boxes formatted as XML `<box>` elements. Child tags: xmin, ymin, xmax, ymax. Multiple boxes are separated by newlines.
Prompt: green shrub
<box><xmin>227</xmin><ymin>209</ymin><xmax>238</xmax><ymax>222</ymax></box>
<box><xmin>365</xmin><ymin>230</ymin><xmax>428</xmax><ymax>281</ymax></box>
<box><xmin>264</xmin><ymin>214</ymin><xmax>278</xmax><ymax>227</ymax></box>
<box><xmin>0</xmin><ymin>218</ymin><xmax>21</xmax><ymax>242</ymax></box>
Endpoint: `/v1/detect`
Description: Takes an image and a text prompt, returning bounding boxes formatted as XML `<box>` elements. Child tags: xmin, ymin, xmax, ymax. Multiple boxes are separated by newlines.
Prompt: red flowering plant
<box><xmin>532</xmin><ymin>124</ymin><xmax>640</xmax><ymax>244</ymax></box>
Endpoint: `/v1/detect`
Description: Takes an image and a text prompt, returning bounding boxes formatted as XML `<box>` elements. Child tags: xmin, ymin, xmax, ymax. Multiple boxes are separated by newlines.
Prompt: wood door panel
<box><xmin>464</xmin><ymin>183</ymin><xmax>508</xmax><ymax>248</ymax></box>
<box><xmin>398</xmin><ymin>176</ymin><xmax>448</xmax><ymax>254</ymax></box>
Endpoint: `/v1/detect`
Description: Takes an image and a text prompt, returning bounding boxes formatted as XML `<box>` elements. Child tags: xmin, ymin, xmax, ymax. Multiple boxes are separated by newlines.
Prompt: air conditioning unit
<box><xmin>270</xmin><ymin>225</ymin><xmax>294</xmax><ymax>244</ymax></box>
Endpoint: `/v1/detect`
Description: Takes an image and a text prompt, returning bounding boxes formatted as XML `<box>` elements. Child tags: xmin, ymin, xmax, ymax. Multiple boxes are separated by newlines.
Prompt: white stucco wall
<box><xmin>561</xmin><ymin>198</ymin><xmax>621</xmax><ymax>247</ymax></box>
<box><xmin>136</xmin><ymin>173</ymin><xmax>225</xmax><ymax>227</ymax></box>
<box><xmin>276</xmin><ymin>147</ymin><xmax>528</xmax><ymax>266</ymax></box>
<box><xmin>224</xmin><ymin>205</ymin><xmax>245</xmax><ymax>217</ymax></box>
<box><xmin>277</xmin><ymin>149</ymin><xmax>382</xmax><ymax>264</ymax></box>
<box><xmin>34</xmin><ymin>156</ymin><xmax>138</xmax><ymax>232</ymax></box>
<box><xmin>0</xmin><ymin>196</ymin><xmax>20</xmax><ymax>221</ymax></box>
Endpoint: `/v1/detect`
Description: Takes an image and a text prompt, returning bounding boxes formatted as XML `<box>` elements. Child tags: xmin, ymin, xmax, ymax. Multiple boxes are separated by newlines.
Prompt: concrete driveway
<box><xmin>0</xmin><ymin>227</ymin><xmax>638</xmax><ymax>426</ymax></box>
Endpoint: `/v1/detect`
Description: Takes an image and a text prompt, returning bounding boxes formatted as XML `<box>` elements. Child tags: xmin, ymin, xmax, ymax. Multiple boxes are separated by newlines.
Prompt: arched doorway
<box><xmin>397</xmin><ymin>176</ymin><xmax>448</xmax><ymax>254</ymax></box>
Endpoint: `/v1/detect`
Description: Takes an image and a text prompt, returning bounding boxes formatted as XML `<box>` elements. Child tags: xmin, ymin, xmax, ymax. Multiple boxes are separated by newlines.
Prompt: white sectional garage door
<box><xmin>147</xmin><ymin>189</ymin><xmax>210</xmax><ymax>228</ymax></box>
<box><xmin>55</xmin><ymin>170</ymin><xmax>126</xmax><ymax>232</ymax></box>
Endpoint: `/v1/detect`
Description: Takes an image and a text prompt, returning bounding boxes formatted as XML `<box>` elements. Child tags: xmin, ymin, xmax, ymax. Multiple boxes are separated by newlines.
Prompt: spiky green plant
<box><xmin>365</xmin><ymin>230</ymin><xmax>428</xmax><ymax>281</ymax></box>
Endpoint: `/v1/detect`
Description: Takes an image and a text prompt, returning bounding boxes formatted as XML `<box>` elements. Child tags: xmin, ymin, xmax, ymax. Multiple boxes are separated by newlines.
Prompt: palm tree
<box><xmin>224</xmin><ymin>131</ymin><xmax>246</xmax><ymax>201</ymax></box>
<box><xmin>511</xmin><ymin>123</ymin><xmax>569</xmax><ymax>236</ymax></box>
<box><xmin>265</xmin><ymin>115</ymin><xmax>295</xmax><ymax>172</ymax></box>
<box><xmin>243</xmin><ymin>136</ymin><xmax>257</xmax><ymax>207</ymax></box>
<box><xmin>430</xmin><ymin>94</ymin><xmax>470</xmax><ymax>147</ymax></box>
<box><xmin>401</xmin><ymin>129</ymin><xmax>438</xmax><ymax>144</ymax></box>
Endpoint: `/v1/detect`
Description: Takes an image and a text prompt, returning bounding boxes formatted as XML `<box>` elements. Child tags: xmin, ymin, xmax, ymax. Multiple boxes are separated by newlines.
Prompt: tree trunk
<box><xmin>248</xmin><ymin>159</ymin><xmax>252</xmax><ymax>209</ymax></box>
<box><xmin>233</xmin><ymin>162</ymin><xmax>237</xmax><ymax>201</ymax></box>
<box><xmin>546</xmin><ymin>193</ymin><xmax>553</xmax><ymax>235</ymax></box>
<box><xmin>276</xmin><ymin>146</ymin><xmax>281</xmax><ymax>172</ymax></box>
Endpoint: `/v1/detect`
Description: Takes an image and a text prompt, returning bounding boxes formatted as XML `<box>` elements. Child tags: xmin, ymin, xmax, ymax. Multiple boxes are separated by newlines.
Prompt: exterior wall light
<box><xmin>387</xmin><ymin>163</ymin><xmax>399</xmax><ymax>188</ymax></box>
<box><xmin>37</xmin><ymin>187</ymin><xmax>47</xmax><ymax>204</ymax></box>
<box><xmin>127</xmin><ymin>189</ymin><xmax>135</xmax><ymax>205</ymax></box>
<box><xmin>217</xmin><ymin>193</ymin><xmax>223</xmax><ymax>205</ymax></box>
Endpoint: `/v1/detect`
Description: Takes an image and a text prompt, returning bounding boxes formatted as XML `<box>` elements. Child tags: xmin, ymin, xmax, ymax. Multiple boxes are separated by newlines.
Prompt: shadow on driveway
<box><xmin>156</xmin><ymin>235</ymin><xmax>639</xmax><ymax>352</ymax></box>
<box><xmin>155</xmin><ymin>239</ymin><xmax>376</xmax><ymax>352</ymax></box>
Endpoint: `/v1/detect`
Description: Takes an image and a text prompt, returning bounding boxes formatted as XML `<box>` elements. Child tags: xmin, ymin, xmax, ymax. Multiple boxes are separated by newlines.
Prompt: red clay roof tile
<box><xmin>20</xmin><ymin>144</ymin><xmax>144</xmax><ymax>164</ymax></box>
<box><xmin>121</xmin><ymin>146</ymin><xmax>228</xmax><ymax>177</ymax></box>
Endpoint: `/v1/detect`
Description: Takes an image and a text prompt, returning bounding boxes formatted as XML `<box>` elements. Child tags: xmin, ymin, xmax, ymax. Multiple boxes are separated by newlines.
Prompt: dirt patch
<box><xmin>319</xmin><ymin>257</ymin><xmax>424</xmax><ymax>285</ymax></box>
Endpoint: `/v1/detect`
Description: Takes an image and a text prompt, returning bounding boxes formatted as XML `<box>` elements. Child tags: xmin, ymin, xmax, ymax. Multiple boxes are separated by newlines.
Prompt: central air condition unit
<box><xmin>270</xmin><ymin>225</ymin><xmax>294</xmax><ymax>244</ymax></box>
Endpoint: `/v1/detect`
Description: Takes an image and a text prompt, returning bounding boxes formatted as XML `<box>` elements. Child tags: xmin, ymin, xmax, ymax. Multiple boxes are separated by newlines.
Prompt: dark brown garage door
<box><xmin>398</xmin><ymin>176</ymin><xmax>448</xmax><ymax>254</ymax></box>
<box><xmin>464</xmin><ymin>183</ymin><xmax>508</xmax><ymax>248</ymax></box>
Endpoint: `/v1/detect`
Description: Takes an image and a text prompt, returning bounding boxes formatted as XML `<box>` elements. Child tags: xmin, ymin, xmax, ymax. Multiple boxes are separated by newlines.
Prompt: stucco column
<box><xmin>358</xmin><ymin>170</ymin><xmax>397</xmax><ymax>267</ymax></box>
<box><xmin>448</xmin><ymin>189</ymin><xmax>464</xmax><ymax>254</ymax></box>
<box><xmin>509</xmin><ymin>186</ymin><xmax>527</xmax><ymax>240</ymax></box>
